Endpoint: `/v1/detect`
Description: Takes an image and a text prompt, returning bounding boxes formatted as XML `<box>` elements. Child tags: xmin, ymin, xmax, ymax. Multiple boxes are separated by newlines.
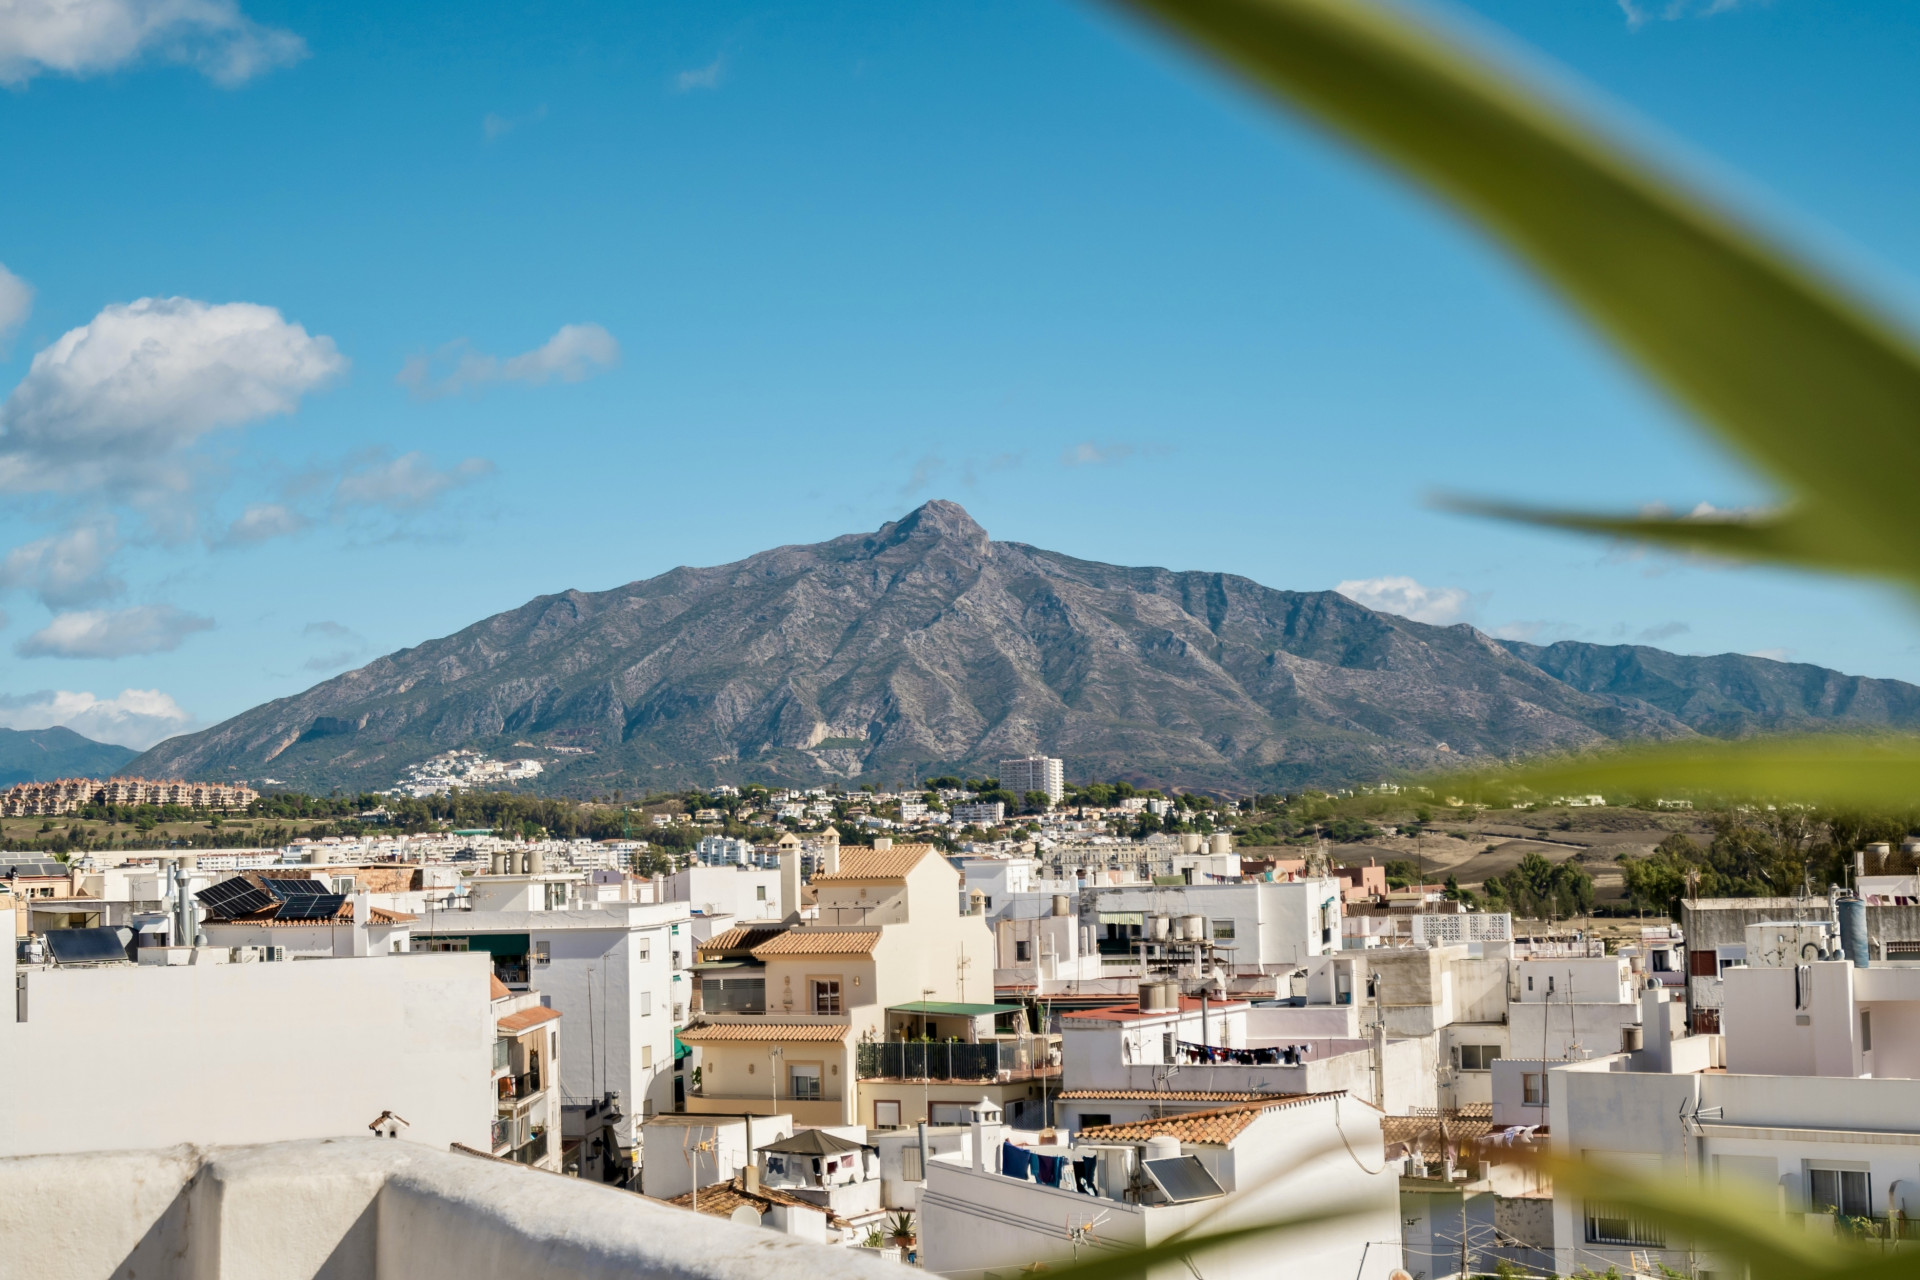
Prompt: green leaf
<box><xmin>1436</xmin><ymin>734</ymin><xmax>1920</xmax><ymax>810</ymax></box>
<box><xmin>1108</xmin><ymin>0</ymin><xmax>1920</xmax><ymax>583</ymax></box>
<box><xmin>1434</xmin><ymin>496</ymin><xmax>1907</xmax><ymax>579</ymax></box>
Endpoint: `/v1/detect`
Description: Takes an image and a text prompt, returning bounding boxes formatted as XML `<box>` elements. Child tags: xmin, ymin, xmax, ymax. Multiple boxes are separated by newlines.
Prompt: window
<box><xmin>811</xmin><ymin>979</ymin><xmax>841</xmax><ymax>1015</ymax></box>
<box><xmin>330</xmin><ymin>876</ymin><xmax>356</xmax><ymax>894</ymax></box>
<box><xmin>637</xmin><ymin>941</ymin><xmax>650</xmax><ymax>962</ymax></box>
<box><xmin>901</xmin><ymin>1144</ymin><xmax>924</xmax><ymax>1181</ymax></box>
<box><xmin>789</xmin><ymin>1064</ymin><xmax>822</xmax><ymax>1100</ymax></box>
<box><xmin>1862</xmin><ymin>1010</ymin><xmax>1873</xmax><ymax>1052</ymax></box>
<box><xmin>1015</xmin><ymin>940</ymin><xmax>1031</xmax><ymax>962</ymax></box>
<box><xmin>1585</xmin><ymin>1201</ymin><xmax>1665</xmax><ymax>1246</ymax></box>
<box><xmin>1526</xmin><ymin>976</ymin><xmax>1533</xmax><ymax>992</ymax></box>
<box><xmin>875</xmin><ymin>1100</ymin><xmax>902</xmax><ymax>1128</ymax></box>
<box><xmin>1213</xmin><ymin>920</ymin><xmax>1235</xmax><ymax>940</ymax></box>
<box><xmin>756</xmin><ymin>885</ymin><xmax>767</xmax><ymax>901</ymax></box>
<box><xmin>1458</xmin><ymin>1045</ymin><xmax>1500</xmax><ymax>1071</ymax></box>
<box><xmin>641</xmin><ymin>1044</ymin><xmax>653</xmax><ymax>1069</ymax></box>
<box><xmin>1162</xmin><ymin>1032</ymin><xmax>1175</xmax><ymax>1060</ymax></box>
<box><xmin>1522</xmin><ymin>1073</ymin><xmax>1546</xmax><ymax>1105</ymax></box>
<box><xmin>984</xmin><ymin>897</ymin><xmax>992</xmax><ymax>910</ymax></box>
<box><xmin>1651</xmin><ymin>949</ymin><xmax>1672</xmax><ymax>972</ymax></box>
<box><xmin>641</xmin><ymin>991</ymin><xmax>652</xmax><ymax>1017</ymax></box>
<box><xmin>1077</xmin><ymin>1113</ymin><xmax>1111</xmax><ymax>1129</ymax></box>
<box><xmin>1809</xmin><ymin>1167</ymin><xmax>1872</xmax><ymax>1218</ymax></box>
<box><xmin>534</xmin><ymin>940</ymin><xmax>550</xmax><ymax>967</ymax></box>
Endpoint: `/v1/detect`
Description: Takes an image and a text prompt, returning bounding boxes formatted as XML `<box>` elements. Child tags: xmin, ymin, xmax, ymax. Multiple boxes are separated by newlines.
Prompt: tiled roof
<box><xmin>702</xmin><ymin>925</ymin><xmax>789</xmax><ymax>954</ymax></box>
<box><xmin>1057</xmin><ymin>1089</ymin><xmax>1276</xmax><ymax>1102</ymax></box>
<box><xmin>1074</xmin><ymin>1093</ymin><xmax>1343</xmax><ymax>1146</ymax></box>
<box><xmin>497</xmin><ymin>1005</ymin><xmax>562</xmax><ymax>1034</ymax></box>
<box><xmin>489</xmin><ymin>975</ymin><xmax>510</xmax><ymax>1001</ymax></box>
<box><xmin>749</xmin><ymin>928</ymin><xmax>881</xmax><ymax>958</ymax></box>
<box><xmin>658</xmin><ymin>1177</ymin><xmax>852</xmax><ymax>1228</ymax></box>
<box><xmin>677</xmin><ymin>1021</ymin><xmax>850</xmax><ymax>1043</ymax></box>
<box><xmin>1380</xmin><ymin>1108</ymin><xmax>1496</xmax><ymax>1156</ymax></box>
<box><xmin>809</xmin><ymin>845</ymin><xmax>936</xmax><ymax>883</ymax></box>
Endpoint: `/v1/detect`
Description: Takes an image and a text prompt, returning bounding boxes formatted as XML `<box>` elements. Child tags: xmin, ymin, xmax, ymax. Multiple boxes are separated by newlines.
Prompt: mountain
<box><xmin>0</xmin><ymin>727</ymin><xmax>139</xmax><ymax>789</ymax></box>
<box><xmin>127</xmin><ymin>501</ymin><xmax>1920</xmax><ymax>795</ymax></box>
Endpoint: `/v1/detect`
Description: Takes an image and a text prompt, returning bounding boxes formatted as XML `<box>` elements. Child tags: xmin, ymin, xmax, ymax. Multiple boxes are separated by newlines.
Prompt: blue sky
<box><xmin>3</xmin><ymin>0</ymin><xmax>1920</xmax><ymax>750</ymax></box>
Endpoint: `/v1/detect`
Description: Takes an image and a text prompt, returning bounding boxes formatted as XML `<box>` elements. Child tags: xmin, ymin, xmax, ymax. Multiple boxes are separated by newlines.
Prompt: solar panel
<box><xmin>44</xmin><ymin>927</ymin><xmax>132</xmax><ymax>966</ymax></box>
<box><xmin>264</xmin><ymin>877</ymin><xmax>331</xmax><ymax>899</ymax></box>
<box><xmin>274</xmin><ymin>893</ymin><xmax>346</xmax><ymax>921</ymax></box>
<box><xmin>1142</xmin><ymin>1156</ymin><xmax>1226</xmax><ymax>1204</ymax></box>
<box><xmin>197</xmin><ymin>877</ymin><xmax>275</xmax><ymax>918</ymax></box>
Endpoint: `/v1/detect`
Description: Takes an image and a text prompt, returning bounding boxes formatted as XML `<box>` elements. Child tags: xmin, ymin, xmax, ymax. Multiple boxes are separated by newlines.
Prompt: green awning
<box><xmin>452</xmin><ymin>829</ymin><xmax>494</xmax><ymax>836</ymax></box>
<box><xmin>422</xmin><ymin>932</ymin><xmax>529</xmax><ymax>956</ymax></box>
<box><xmin>673</xmin><ymin>1035</ymin><xmax>691</xmax><ymax>1062</ymax></box>
<box><xmin>1098</xmin><ymin>911</ymin><xmax>1144</xmax><ymax>925</ymax></box>
<box><xmin>889</xmin><ymin>1001</ymin><xmax>1024</xmax><ymax>1017</ymax></box>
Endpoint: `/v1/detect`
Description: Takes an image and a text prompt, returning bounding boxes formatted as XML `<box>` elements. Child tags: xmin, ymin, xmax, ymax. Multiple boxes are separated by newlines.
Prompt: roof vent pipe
<box><xmin>1838</xmin><ymin>896</ymin><xmax>1870</xmax><ymax>969</ymax></box>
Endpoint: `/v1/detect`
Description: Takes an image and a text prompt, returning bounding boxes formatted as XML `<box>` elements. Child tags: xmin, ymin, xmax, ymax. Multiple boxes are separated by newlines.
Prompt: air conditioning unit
<box><xmin>266</xmin><ymin>946</ymin><xmax>287</xmax><ymax>963</ymax></box>
<box><xmin>672</xmin><ymin>1003</ymin><xmax>685</xmax><ymax>1022</ymax></box>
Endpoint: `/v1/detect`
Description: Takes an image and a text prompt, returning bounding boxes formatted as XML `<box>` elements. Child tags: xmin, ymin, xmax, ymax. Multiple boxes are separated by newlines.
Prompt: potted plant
<box><xmin>887</xmin><ymin>1210</ymin><xmax>916</xmax><ymax>1250</ymax></box>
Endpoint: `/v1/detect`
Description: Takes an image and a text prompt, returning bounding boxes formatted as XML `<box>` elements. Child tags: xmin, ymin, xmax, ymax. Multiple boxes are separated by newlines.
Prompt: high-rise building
<box><xmin>998</xmin><ymin>755</ymin><xmax>1064</xmax><ymax>805</ymax></box>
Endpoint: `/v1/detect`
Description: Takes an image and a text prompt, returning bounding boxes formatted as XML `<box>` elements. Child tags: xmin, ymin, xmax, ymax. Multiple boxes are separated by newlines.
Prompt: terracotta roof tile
<box><xmin>809</xmin><ymin>845</ymin><xmax>936</xmax><ymax>883</ymax></box>
<box><xmin>702</xmin><ymin>925</ymin><xmax>789</xmax><ymax>954</ymax></box>
<box><xmin>677</xmin><ymin>1021</ymin><xmax>849</xmax><ymax>1043</ymax></box>
<box><xmin>1075</xmin><ymin>1092</ymin><xmax>1343</xmax><ymax>1146</ymax></box>
<box><xmin>489</xmin><ymin>975</ymin><xmax>510</xmax><ymax>1001</ymax></box>
<box><xmin>497</xmin><ymin>1006</ymin><xmax>562</xmax><ymax>1033</ymax></box>
<box><xmin>1057</xmin><ymin>1089</ymin><xmax>1275</xmax><ymax>1102</ymax></box>
<box><xmin>658</xmin><ymin>1178</ymin><xmax>850</xmax><ymax>1228</ymax></box>
<box><xmin>749</xmin><ymin>928</ymin><xmax>881</xmax><ymax>958</ymax></box>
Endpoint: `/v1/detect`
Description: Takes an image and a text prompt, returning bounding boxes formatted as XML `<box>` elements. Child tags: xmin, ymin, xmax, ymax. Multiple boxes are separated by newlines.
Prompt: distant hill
<box><xmin>126</xmin><ymin>501</ymin><xmax>1920</xmax><ymax>795</ymax></box>
<box><xmin>0</xmin><ymin>727</ymin><xmax>139</xmax><ymax>789</ymax></box>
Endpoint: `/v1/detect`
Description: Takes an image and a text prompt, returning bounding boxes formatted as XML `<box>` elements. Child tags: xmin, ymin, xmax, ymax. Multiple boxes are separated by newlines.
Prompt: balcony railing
<box><xmin>490</xmin><ymin>1117</ymin><xmax>511</xmax><ymax>1150</ymax></box>
<box><xmin>857</xmin><ymin>1038</ymin><xmax>1058</xmax><ymax>1082</ymax></box>
<box><xmin>513</xmin><ymin>1129</ymin><xmax>549</xmax><ymax>1165</ymax></box>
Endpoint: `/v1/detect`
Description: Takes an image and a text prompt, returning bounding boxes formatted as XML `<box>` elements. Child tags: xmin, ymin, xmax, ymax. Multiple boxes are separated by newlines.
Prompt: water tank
<box><xmin>1182</xmin><ymin>914</ymin><xmax>1206</xmax><ymax>941</ymax></box>
<box><xmin>1052</xmin><ymin>894</ymin><xmax>1070</xmax><ymax>918</ymax></box>
<box><xmin>1621</xmin><ymin>1023</ymin><xmax>1644</xmax><ymax>1053</ymax></box>
<box><xmin>1208</xmin><ymin>832</ymin><xmax>1232</xmax><ymax>855</ymax></box>
<box><xmin>490</xmin><ymin>853</ymin><xmax>508</xmax><ymax>876</ymax></box>
<box><xmin>1180</xmin><ymin>833</ymin><xmax>1203</xmax><ymax>855</ymax></box>
<box><xmin>306</xmin><ymin>849</ymin><xmax>331</xmax><ymax>865</ymax></box>
<box><xmin>1838</xmin><ymin>896</ymin><xmax>1870</xmax><ymax>968</ymax></box>
<box><xmin>1144</xmin><ymin>1135</ymin><xmax>1181</xmax><ymax>1164</ymax></box>
<box><xmin>1138</xmin><ymin>981</ymin><xmax>1177</xmax><ymax>1012</ymax></box>
<box><xmin>528</xmin><ymin>848</ymin><xmax>546</xmax><ymax>876</ymax></box>
<box><xmin>1151</xmin><ymin>915</ymin><xmax>1171</xmax><ymax>941</ymax></box>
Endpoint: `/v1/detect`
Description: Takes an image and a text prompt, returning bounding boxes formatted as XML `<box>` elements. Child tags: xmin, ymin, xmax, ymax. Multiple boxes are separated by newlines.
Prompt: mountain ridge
<box><xmin>0</xmin><ymin>727</ymin><xmax>139</xmax><ymax>789</ymax></box>
<box><xmin>125</xmin><ymin>501</ymin><xmax>1920</xmax><ymax>794</ymax></box>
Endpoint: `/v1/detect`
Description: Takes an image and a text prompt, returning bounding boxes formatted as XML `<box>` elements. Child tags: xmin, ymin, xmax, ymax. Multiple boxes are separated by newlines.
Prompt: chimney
<box><xmin>744</xmin><ymin>1162</ymin><xmax>761</xmax><ymax>1195</ymax></box>
<box><xmin>873</xmin><ymin>836</ymin><xmax>892</xmax><ymax>851</ymax></box>
<box><xmin>780</xmin><ymin>850</ymin><xmax>801</xmax><ymax>921</ymax></box>
<box><xmin>823</xmin><ymin>839</ymin><xmax>840</xmax><ymax>876</ymax></box>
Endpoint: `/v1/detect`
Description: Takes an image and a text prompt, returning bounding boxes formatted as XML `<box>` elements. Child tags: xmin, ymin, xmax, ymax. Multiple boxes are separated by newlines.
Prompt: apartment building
<box><xmin>0</xmin><ymin>777</ymin><xmax>258</xmax><ymax>816</ymax></box>
<box><xmin>997</xmin><ymin>756</ymin><xmax>1065</xmax><ymax>805</ymax></box>
<box><xmin>679</xmin><ymin>841</ymin><xmax>997</xmax><ymax>1127</ymax></box>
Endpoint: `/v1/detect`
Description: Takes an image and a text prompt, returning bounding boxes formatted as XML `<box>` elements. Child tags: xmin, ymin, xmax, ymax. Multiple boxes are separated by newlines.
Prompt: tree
<box><xmin>1022</xmin><ymin>790</ymin><xmax>1051</xmax><ymax>814</ymax></box>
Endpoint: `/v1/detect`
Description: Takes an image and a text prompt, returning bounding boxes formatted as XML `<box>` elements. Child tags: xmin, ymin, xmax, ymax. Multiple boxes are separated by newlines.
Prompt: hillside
<box><xmin>126</xmin><ymin>501</ymin><xmax>1920</xmax><ymax>795</ymax></box>
<box><xmin>0</xmin><ymin>727</ymin><xmax>139</xmax><ymax>789</ymax></box>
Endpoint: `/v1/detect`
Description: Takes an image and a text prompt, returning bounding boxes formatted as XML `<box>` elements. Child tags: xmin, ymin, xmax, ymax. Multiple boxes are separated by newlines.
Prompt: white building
<box><xmin>998</xmin><ymin>756</ymin><xmax>1065</xmax><ymax>805</ymax></box>
<box><xmin>920</xmin><ymin>1094</ymin><xmax>1401</xmax><ymax>1280</ymax></box>
<box><xmin>951</xmin><ymin>801</ymin><xmax>1005</xmax><ymax>826</ymax></box>
<box><xmin>669</xmin><ymin>863</ymin><xmax>784</xmax><ymax>924</ymax></box>
<box><xmin>421</xmin><ymin>883</ymin><xmax>691</xmax><ymax>1151</ymax></box>
<box><xmin>1085</xmin><ymin>879</ymin><xmax>1344</xmax><ymax>976</ymax></box>
<box><xmin>2</xmin><ymin>929</ymin><xmax>496</xmax><ymax>1159</ymax></box>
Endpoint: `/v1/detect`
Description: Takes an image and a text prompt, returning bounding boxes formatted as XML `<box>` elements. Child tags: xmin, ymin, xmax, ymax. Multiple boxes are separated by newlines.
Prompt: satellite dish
<box><xmin>730</xmin><ymin>1205</ymin><xmax>761</xmax><ymax>1227</ymax></box>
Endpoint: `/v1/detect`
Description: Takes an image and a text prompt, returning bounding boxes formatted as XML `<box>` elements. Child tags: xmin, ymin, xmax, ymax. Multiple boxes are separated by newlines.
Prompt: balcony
<box><xmin>856</xmin><ymin>1036</ymin><xmax>1061</xmax><ymax>1083</ymax></box>
<box><xmin>490</xmin><ymin>1117</ymin><xmax>511</xmax><ymax>1151</ymax></box>
<box><xmin>2</xmin><ymin>1139</ymin><xmax>893</xmax><ymax>1279</ymax></box>
<box><xmin>498</xmin><ymin>1072</ymin><xmax>543</xmax><ymax>1104</ymax></box>
<box><xmin>512</xmin><ymin>1129</ymin><xmax>549</xmax><ymax>1166</ymax></box>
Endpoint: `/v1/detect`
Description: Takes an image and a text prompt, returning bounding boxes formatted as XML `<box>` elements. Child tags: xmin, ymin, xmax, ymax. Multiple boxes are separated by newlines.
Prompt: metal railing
<box><xmin>857</xmin><ymin>1038</ymin><xmax>1058</xmax><ymax>1082</ymax></box>
<box><xmin>513</xmin><ymin>1130</ymin><xmax>549</xmax><ymax>1165</ymax></box>
<box><xmin>490</xmin><ymin>1117</ymin><xmax>511</xmax><ymax>1150</ymax></box>
<box><xmin>498</xmin><ymin>1072</ymin><xmax>542</xmax><ymax>1102</ymax></box>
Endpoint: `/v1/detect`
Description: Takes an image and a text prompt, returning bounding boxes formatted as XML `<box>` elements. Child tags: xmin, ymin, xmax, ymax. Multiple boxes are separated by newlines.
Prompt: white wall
<box><xmin>669</xmin><ymin>865</ymin><xmax>782</xmax><ymax>923</ymax></box>
<box><xmin>0</xmin><ymin>952</ymin><xmax>492</xmax><ymax>1157</ymax></box>
<box><xmin>639</xmin><ymin>1114</ymin><xmax>795</xmax><ymax>1199</ymax></box>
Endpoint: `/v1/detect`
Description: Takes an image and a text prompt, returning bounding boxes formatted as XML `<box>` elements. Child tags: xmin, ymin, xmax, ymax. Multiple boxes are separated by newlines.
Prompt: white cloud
<box><xmin>0</xmin><ymin>262</ymin><xmax>31</xmax><ymax>347</ymax></box>
<box><xmin>0</xmin><ymin>519</ymin><xmax>122</xmax><ymax>606</ymax></box>
<box><xmin>674</xmin><ymin>55</ymin><xmax>724</xmax><ymax>92</ymax></box>
<box><xmin>0</xmin><ymin>0</ymin><xmax>305</xmax><ymax>86</ymax></box>
<box><xmin>0</xmin><ymin>687</ymin><xmax>192</xmax><ymax>749</ymax></box>
<box><xmin>17</xmin><ymin>603</ymin><xmax>212</xmax><ymax>658</ymax></box>
<box><xmin>214</xmin><ymin>501</ymin><xmax>307</xmax><ymax>547</ymax></box>
<box><xmin>1619</xmin><ymin>0</ymin><xmax>1749</xmax><ymax>28</ymax></box>
<box><xmin>0</xmin><ymin>297</ymin><xmax>345</xmax><ymax>508</ymax></box>
<box><xmin>397</xmin><ymin>323</ymin><xmax>619</xmax><ymax>399</ymax></box>
<box><xmin>1336</xmin><ymin>575</ymin><xmax>1473</xmax><ymax>625</ymax></box>
<box><xmin>332</xmin><ymin>451</ymin><xmax>493</xmax><ymax>512</ymax></box>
